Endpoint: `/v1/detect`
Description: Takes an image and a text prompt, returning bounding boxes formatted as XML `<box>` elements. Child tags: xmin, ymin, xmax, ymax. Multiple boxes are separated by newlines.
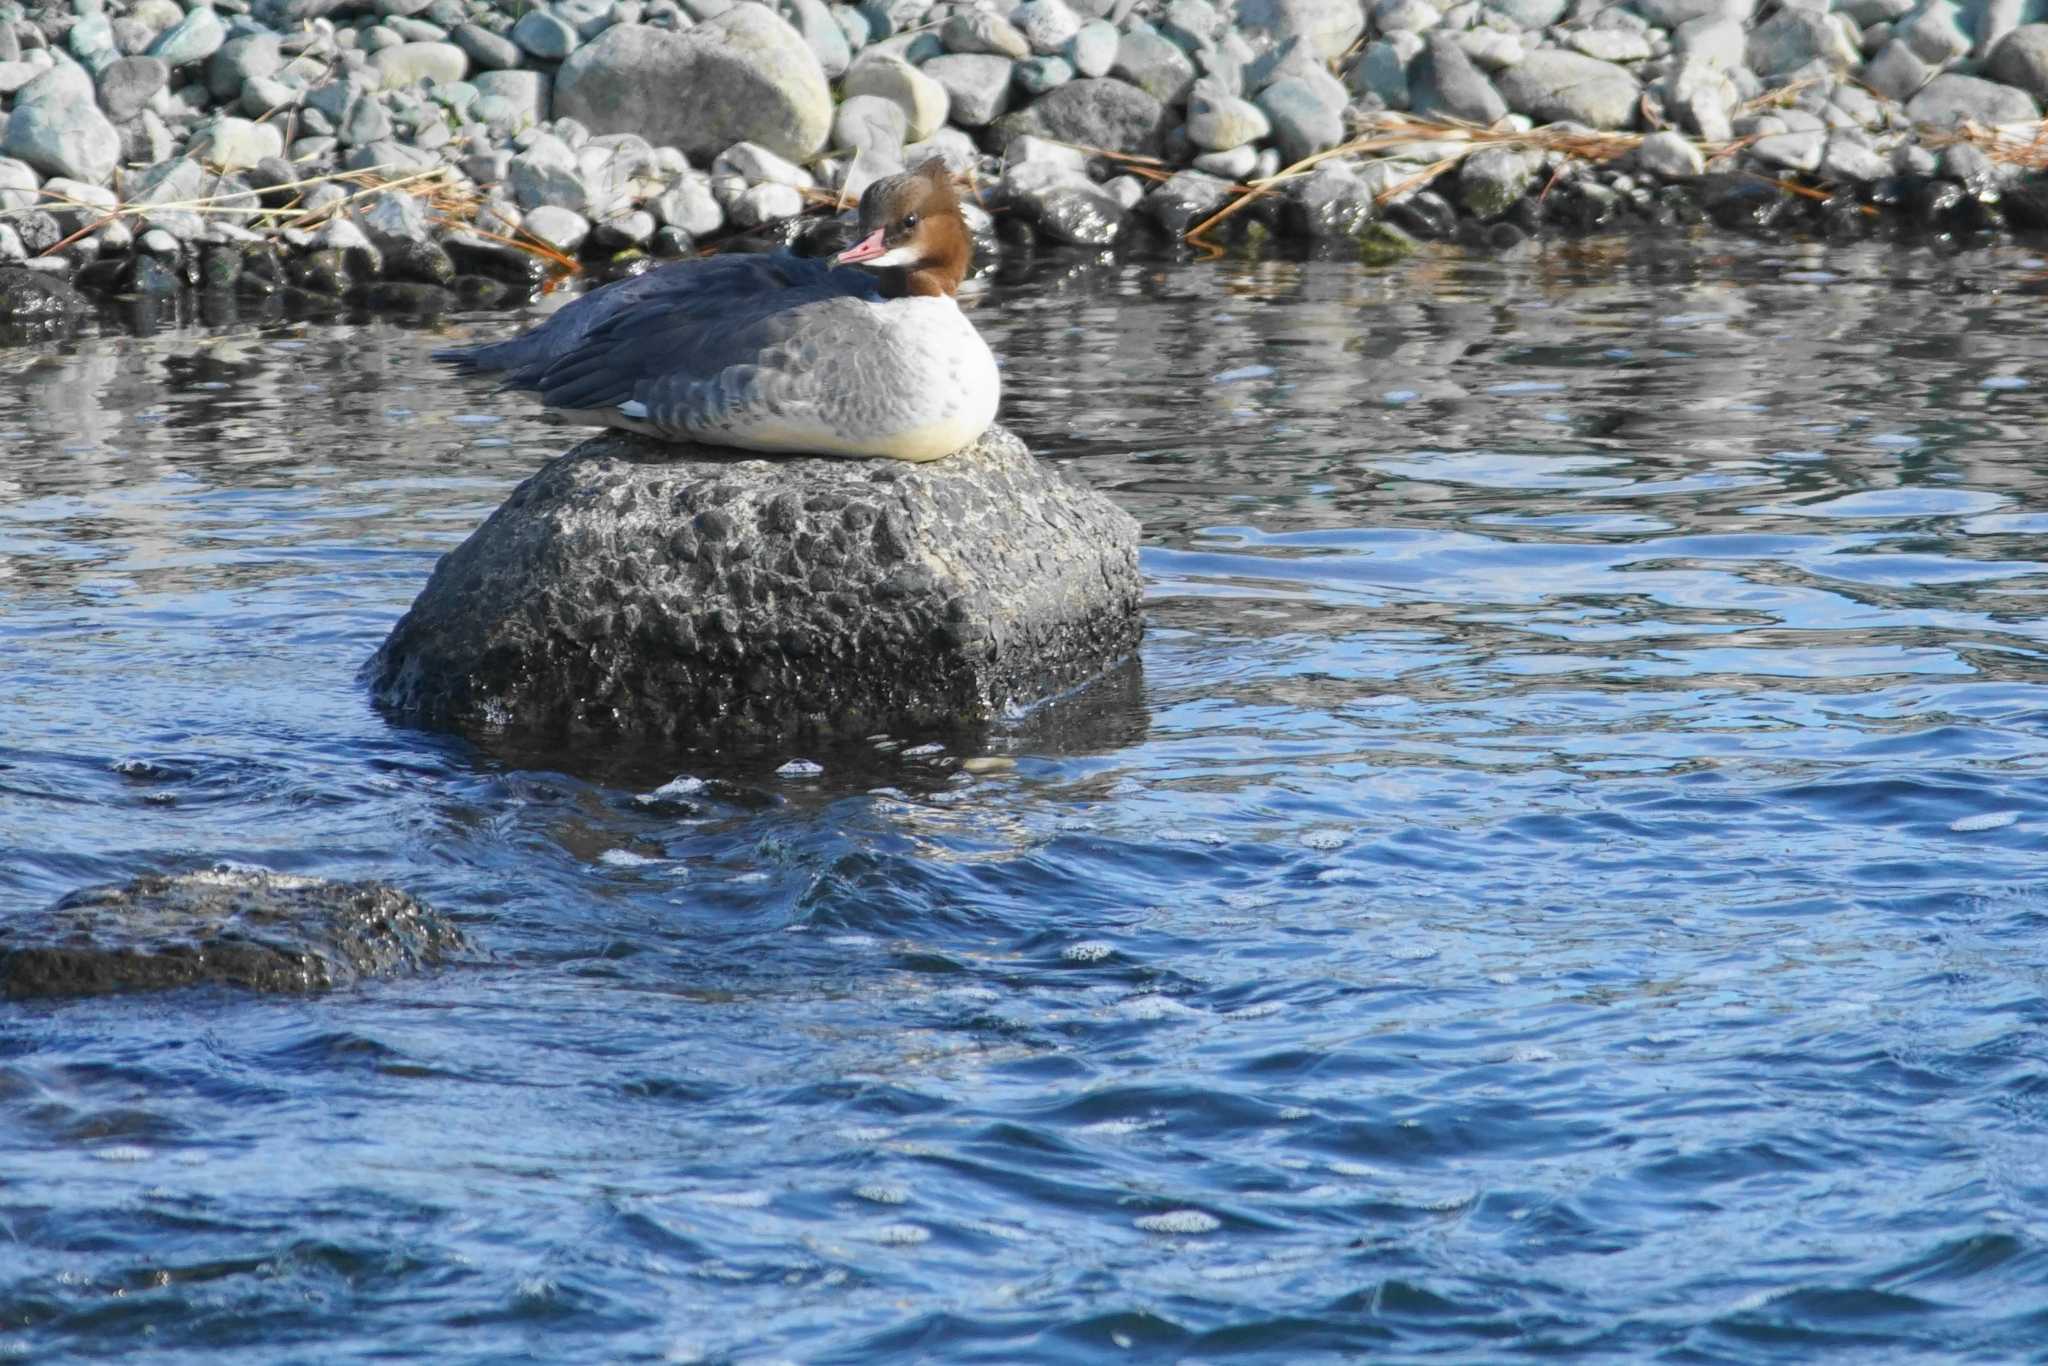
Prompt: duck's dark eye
<box><xmin>901</xmin><ymin>212</ymin><xmax>920</xmax><ymax>231</ymax></box>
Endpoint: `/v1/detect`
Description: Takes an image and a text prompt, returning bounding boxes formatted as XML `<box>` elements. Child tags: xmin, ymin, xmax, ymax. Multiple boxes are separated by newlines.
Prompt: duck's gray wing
<box><xmin>526</xmin><ymin>284</ymin><xmax>890</xmax><ymax>428</ymax></box>
<box><xmin>430</xmin><ymin>254</ymin><xmax>882</xmax><ymax>389</ymax></box>
<box><xmin>602</xmin><ymin>296</ymin><xmax>908</xmax><ymax>445</ymax></box>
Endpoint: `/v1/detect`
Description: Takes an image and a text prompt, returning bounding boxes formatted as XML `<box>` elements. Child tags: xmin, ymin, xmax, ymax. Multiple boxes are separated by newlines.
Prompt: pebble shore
<box><xmin>2</xmin><ymin>0</ymin><xmax>2047</xmax><ymax>316</ymax></box>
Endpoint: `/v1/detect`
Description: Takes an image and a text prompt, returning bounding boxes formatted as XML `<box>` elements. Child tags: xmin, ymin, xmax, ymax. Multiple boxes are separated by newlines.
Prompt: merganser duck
<box><xmin>432</xmin><ymin>159</ymin><xmax>1000</xmax><ymax>462</ymax></box>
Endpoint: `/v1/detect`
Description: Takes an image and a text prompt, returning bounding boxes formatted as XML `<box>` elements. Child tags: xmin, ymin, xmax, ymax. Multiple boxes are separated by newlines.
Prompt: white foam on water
<box><xmin>89</xmin><ymin>1145</ymin><xmax>153</xmax><ymax>1163</ymax></box>
<box><xmin>854</xmin><ymin>1183</ymin><xmax>910</xmax><ymax>1205</ymax></box>
<box><xmin>1079</xmin><ymin>1116</ymin><xmax>1161</xmax><ymax>1137</ymax></box>
<box><xmin>695</xmin><ymin>1189</ymin><xmax>772</xmax><ymax>1208</ymax></box>
<box><xmin>1062</xmin><ymin>940</ymin><xmax>1114</xmax><ymax>962</ymax></box>
<box><xmin>936</xmin><ymin>986</ymin><xmax>1001</xmax><ymax>1004</ymax></box>
<box><xmin>1115</xmin><ymin>994</ymin><xmax>1201</xmax><ymax>1021</ymax></box>
<box><xmin>776</xmin><ymin>759</ymin><xmax>823</xmax><ymax>778</ymax></box>
<box><xmin>1407</xmin><ymin>1188</ymin><xmax>1480</xmax><ymax>1212</ymax></box>
<box><xmin>868</xmin><ymin>1222</ymin><xmax>930</xmax><ymax>1245</ymax></box>
<box><xmin>600</xmin><ymin>849</ymin><xmax>661</xmax><ymax>867</ymax></box>
<box><xmin>1134</xmin><ymin>1209</ymin><xmax>1219</xmax><ymax>1234</ymax></box>
<box><xmin>1951</xmin><ymin>810</ymin><xmax>2019</xmax><ymax>833</ymax></box>
<box><xmin>1299</xmin><ymin>829</ymin><xmax>1347</xmax><ymax>850</ymax></box>
<box><xmin>965</xmin><ymin>1219</ymin><xmax>1028</xmax><ymax>1242</ymax></box>
<box><xmin>1200</xmin><ymin>1250</ymin><xmax>1318</xmax><ymax>1281</ymax></box>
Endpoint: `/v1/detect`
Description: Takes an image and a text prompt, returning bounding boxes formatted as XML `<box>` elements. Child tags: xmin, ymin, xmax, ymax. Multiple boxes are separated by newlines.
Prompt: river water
<box><xmin>3</xmin><ymin>233</ymin><xmax>2047</xmax><ymax>1361</ymax></box>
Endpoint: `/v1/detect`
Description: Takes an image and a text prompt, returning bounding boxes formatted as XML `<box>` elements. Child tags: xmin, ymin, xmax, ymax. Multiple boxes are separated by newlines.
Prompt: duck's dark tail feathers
<box><xmin>431</xmin><ymin>335</ymin><xmax>545</xmax><ymax>375</ymax></box>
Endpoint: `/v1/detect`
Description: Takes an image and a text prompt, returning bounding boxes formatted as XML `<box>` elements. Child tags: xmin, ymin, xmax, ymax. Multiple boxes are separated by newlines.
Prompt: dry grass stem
<box><xmin>1921</xmin><ymin>116</ymin><xmax>2048</xmax><ymax>171</ymax></box>
<box><xmin>1184</xmin><ymin>113</ymin><xmax>1739</xmax><ymax>248</ymax></box>
<box><xmin>0</xmin><ymin>161</ymin><xmax>577</xmax><ymax>269</ymax></box>
<box><xmin>280</xmin><ymin>165</ymin><xmax>454</xmax><ymax>228</ymax></box>
<box><xmin>446</xmin><ymin>220</ymin><xmax>582</xmax><ymax>274</ymax></box>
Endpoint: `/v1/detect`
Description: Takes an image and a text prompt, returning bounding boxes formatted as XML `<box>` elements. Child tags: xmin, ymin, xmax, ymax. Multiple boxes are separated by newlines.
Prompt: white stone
<box><xmin>189</xmin><ymin>116</ymin><xmax>285</xmax><ymax>171</ymax></box>
<box><xmin>1633</xmin><ymin>128</ymin><xmax>1705</xmax><ymax>177</ymax></box>
<box><xmin>842</xmin><ymin>53</ymin><xmax>950</xmax><ymax>141</ymax></box>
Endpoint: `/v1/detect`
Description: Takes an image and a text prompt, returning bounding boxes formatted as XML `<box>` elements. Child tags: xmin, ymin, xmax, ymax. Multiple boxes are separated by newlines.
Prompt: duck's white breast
<box><xmin>621</xmin><ymin>296</ymin><xmax>1001</xmax><ymax>462</ymax></box>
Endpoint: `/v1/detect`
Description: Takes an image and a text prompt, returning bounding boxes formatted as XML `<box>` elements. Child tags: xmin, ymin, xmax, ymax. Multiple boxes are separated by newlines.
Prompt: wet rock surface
<box><xmin>368</xmin><ymin>425</ymin><xmax>1144</xmax><ymax>744</ymax></box>
<box><xmin>3</xmin><ymin>869</ymin><xmax>471</xmax><ymax>999</ymax></box>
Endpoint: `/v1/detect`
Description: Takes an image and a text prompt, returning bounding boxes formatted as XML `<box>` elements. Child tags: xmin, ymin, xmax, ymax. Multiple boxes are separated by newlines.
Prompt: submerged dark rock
<box><xmin>0</xmin><ymin>267</ymin><xmax>90</xmax><ymax>320</ymax></box>
<box><xmin>2</xmin><ymin>869</ymin><xmax>471</xmax><ymax>999</ymax></box>
<box><xmin>1700</xmin><ymin>173</ymin><xmax>1794</xmax><ymax>233</ymax></box>
<box><xmin>368</xmin><ymin>425</ymin><xmax>1144</xmax><ymax>744</ymax></box>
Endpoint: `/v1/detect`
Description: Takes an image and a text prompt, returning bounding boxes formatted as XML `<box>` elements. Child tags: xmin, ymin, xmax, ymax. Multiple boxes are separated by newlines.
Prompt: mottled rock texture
<box><xmin>368</xmin><ymin>425</ymin><xmax>1143</xmax><ymax>743</ymax></box>
<box><xmin>553</xmin><ymin>11</ymin><xmax>832</xmax><ymax>164</ymax></box>
<box><xmin>2</xmin><ymin>869</ymin><xmax>470</xmax><ymax>998</ymax></box>
<box><xmin>0</xmin><ymin>267</ymin><xmax>92</xmax><ymax>320</ymax></box>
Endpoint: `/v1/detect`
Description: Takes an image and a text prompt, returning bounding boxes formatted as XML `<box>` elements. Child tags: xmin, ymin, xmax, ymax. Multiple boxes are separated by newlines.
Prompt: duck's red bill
<box><xmin>835</xmin><ymin>229</ymin><xmax>887</xmax><ymax>265</ymax></box>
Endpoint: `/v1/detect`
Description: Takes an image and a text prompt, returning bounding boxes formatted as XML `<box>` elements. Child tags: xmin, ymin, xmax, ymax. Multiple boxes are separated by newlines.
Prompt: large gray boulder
<box><xmin>554</xmin><ymin>12</ymin><xmax>832</xmax><ymax>163</ymax></box>
<box><xmin>1988</xmin><ymin>24</ymin><xmax>2048</xmax><ymax>102</ymax></box>
<box><xmin>145</xmin><ymin>4</ymin><xmax>227</xmax><ymax>67</ymax></box>
<box><xmin>369</xmin><ymin>41</ymin><xmax>470</xmax><ymax>87</ymax></box>
<box><xmin>368</xmin><ymin>426</ymin><xmax>1144</xmax><ymax>744</ymax></box>
<box><xmin>921</xmin><ymin>52</ymin><xmax>1017</xmax><ymax>125</ymax></box>
<box><xmin>842</xmin><ymin>54</ymin><xmax>952</xmax><ymax>141</ymax></box>
<box><xmin>1907</xmin><ymin>71</ymin><xmax>2041</xmax><ymax>123</ymax></box>
<box><xmin>1257</xmin><ymin>75</ymin><xmax>1348</xmax><ymax>162</ymax></box>
<box><xmin>1745</xmin><ymin>8</ymin><xmax>1861</xmax><ymax>77</ymax></box>
<box><xmin>1411</xmin><ymin>33</ymin><xmax>1509</xmax><ymax>124</ymax></box>
<box><xmin>991</xmin><ymin>77</ymin><xmax>1171</xmax><ymax>155</ymax></box>
<box><xmin>1236</xmin><ymin>0</ymin><xmax>1367</xmax><ymax>60</ymax></box>
<box><xmin>1496</xmin><ymin>49</ymin><xmax>1642</xmax><ymax>129</ymax></box>
<box><xmin>0</xmin><ymin>65</ymin><xmax>120</xmax><ymax>184</ymax></box>
<box><xmin>2</xmin><ymin>869</ymin><xmax>470</xmax><ymax>998</ymax></box>
<box><xmin>1115</xmin><ymin>23</ymin><xmax>1198</xmax><ymax>104</ymax></box>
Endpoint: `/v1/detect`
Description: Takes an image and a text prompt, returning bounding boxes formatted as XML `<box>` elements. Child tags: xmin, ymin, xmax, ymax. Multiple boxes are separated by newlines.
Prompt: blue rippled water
<box><xmin>4</xmin><ymin>234</ymin><xmax>2048</xmax><ymax>1361</ymax></box>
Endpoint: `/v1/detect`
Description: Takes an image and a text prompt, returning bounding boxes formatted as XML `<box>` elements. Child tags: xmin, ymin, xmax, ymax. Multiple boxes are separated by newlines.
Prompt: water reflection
<box><xmin>3</xmin><ymin>233</ymin><xmax>2048</xmax><ymax>1360</ymax></box>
